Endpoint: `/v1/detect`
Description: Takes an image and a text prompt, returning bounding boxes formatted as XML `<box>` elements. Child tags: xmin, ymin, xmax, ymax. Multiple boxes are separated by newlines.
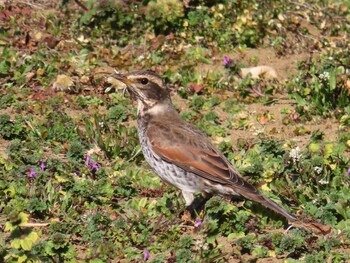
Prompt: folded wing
<box><xmin>146</xmin><ymin>120</ymin><xmax>296</xmax><ymax>221</ymax></box>
<box><xmin>147</xmin><ymin>122</ymin><xmax>259</xmax><ymax>195</ymax></box>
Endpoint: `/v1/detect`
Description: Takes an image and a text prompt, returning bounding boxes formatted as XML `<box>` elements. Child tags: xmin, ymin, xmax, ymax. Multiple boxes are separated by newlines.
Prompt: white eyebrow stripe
<box><xmin>130</xmin><ymin>75</ymin><xmax>164</xmax><ymax>89</ymax></box>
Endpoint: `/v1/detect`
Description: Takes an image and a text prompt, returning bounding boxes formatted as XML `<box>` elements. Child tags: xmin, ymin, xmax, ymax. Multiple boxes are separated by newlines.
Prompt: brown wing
<box><xmin>146</xmin><ymin>120</ymin><xmax>258</xmax><ymax>194</ymax></box>
<box><xmin>146</xmin><ymin>119</ymin><xmax>297</xmax><ymax>222</ymax></box>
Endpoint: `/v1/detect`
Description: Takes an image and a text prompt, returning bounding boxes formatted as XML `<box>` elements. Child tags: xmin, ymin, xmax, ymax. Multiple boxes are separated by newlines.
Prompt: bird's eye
<box><xmin>140</xmin><ymin>78</ymin><xmax>149</xmax><ymax>85</ymax></box>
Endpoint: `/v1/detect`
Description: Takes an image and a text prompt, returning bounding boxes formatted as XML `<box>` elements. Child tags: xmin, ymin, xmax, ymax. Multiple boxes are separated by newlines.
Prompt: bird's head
<box><xmin>113</xmin><ymin>70</ymin><xmax>170</xmax><ymax>109</ymax></box>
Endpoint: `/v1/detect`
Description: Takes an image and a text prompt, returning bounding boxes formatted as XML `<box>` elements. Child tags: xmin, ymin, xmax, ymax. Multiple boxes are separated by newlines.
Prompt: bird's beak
<box><xmin>113</xmin><ymin>73</ymin><xmax>132</xmax><ymax>85</ymax></box>
<box><xmin>105</xmin><ymin>73</ymin><xmax>132</xmax><ymax>94</ymax></box>
<box><xmin>108</xmin><ymin>73</ymin><xmax>137</xmax><ymax>100</ymax></box>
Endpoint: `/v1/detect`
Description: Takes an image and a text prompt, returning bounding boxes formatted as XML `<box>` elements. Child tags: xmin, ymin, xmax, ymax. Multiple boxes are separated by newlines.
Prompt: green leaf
<box><xmin>0</xmin><ymin>60</ymin><xmax>10</xmax><ymax>73</ymax></box>
<box><xmin>138</xmin><ymin>197</ymin><xmax>148</xmax><ymax>208</ymax></box>
<box><xmin>324</xmin><ymin>143</ymin><xmax>333</xmax><ymax>159</ymax></box>
<box><xmin>293</xmin><ymin>93</ymin><xmax>307</xmax><ymax>106</ymax></box>
<box><xmin>309</xmin><ymin>143</ymin><xmax>321</xmax><ymax>153</ymax></box>
<box><xmin>303</xmin><ymin>88</ymin><xmax>311</xmax><ymax>96</ymax></box>
<box><xmin>11</xmin><ymin>239</ymin><xmax>21</xmax><ymax>249</ymax></box>
<box><xmin>6</xmin><ymin>212</ymin><xmax>30</xmax><ymax>231</ymax></box>
<box><xmin>21</xmin><ymin>231</ymin><xmax>39</xmax><ymax>251</ymax></box>
<box><xmin>336</xmin><ymin>219</ymin><xmax>350</xmax><ymax>231</ymax></box>
<box><xmin>21</xmin><ymin>239</ymin><xmax>33</xmax><ymax>251</ymax></box>
<box><xmin>4</xmin><ymin>222</ymin><xmax>15</xmax><ymax>232</ymax></box>
<box><xmin>206</xmin><ymin>234</ymin><xmax>218</xmax><ymax>244</ymax></box>
<box><xmin>252</xmin><ymin>246</ymin><xmax>268</xmax><ymax>257</ymax></box>
<box><xmin>17</xmin><ymin>253</ymin><xmax>28</xmax><ymax>263</ymax></box>
<box><xmin>18</xmin><ymin>212</ymin><xmax>29</xmax><ymax>226</ymax></box>
<box><xmin>227</xmin><ymin>232</ymin><xmax>245</xmax><ymax>240</ymax></box>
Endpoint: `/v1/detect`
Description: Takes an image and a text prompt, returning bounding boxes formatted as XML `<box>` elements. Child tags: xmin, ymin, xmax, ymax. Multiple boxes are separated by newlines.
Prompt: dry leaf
<box><xmin>52</xmin><ymin>74</ymin><xmax>74</xmax><ymax>91</ymax></box>
<box><xmin>106</xmin><ymin>77</ymin><xmax>127</xmax><ymax>91</ymax></box>
<box><xmin>258</xmin><ymin>115</ymin><xmax>269</xmax><ymax>124</ymax></box>
<box><xmin>189</xmin><ymin>82</ymin><xmax>204</xmax><ymax>93</ymax></box>
<box><xmin>80</xmin><ymin>75</ymin><xmax>90</xmax><ymax>84</ymax></box>
<box><xmin>36</xmin><ymin>68</ymin><xmax>44</xmax><ymax>76</ymax></box>
<box><xmin>181</xmin><ymin>210</ymin><xmax>192</xmax><ymax>223</ymax></box>
<box><xmin>241</xmin><ymin>65</ymin><xmax>278</xmax><ymax>79</ymax></box>
<box><xmin>26</xmin><ymin>72</ymin><xmax>35</xmax><ymax>81</ymax></box>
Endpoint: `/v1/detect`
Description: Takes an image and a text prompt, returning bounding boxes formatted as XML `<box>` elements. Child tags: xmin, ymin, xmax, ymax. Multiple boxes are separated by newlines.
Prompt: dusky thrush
<box><xmin>113</xmin><ymin>70</ymin><xmax>296</xmax><ymax>222</ymax></box>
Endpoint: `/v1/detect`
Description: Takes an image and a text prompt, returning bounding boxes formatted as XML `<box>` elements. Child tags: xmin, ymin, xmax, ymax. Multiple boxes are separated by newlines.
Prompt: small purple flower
<box><xmin>39</xmin><ymin>19</ymin><xmax>46</xmax><ymax>29</ymax></box>
<box><xmin>151</xmin><ymin>237</ymin><xmax>155</xmax><ymax>243</ymax></box>
<box><xmin>194</xmin><ymin>219</ymin><xmax>202</xmax><ymax>228</ymax></box>
<box><xmin>90</xmin><ymin>162</ymin><xmax>99</xmax><ymax>170</ymax></box>
<box><xmin>86</xmin><ymin>154</ymin><xmax>99</xmax><ymax>171</ymax></box>
<box><xmin>40</xmin><ymin>162</ymin><xmax>45</xmax><ymax>172</ymax></box>
<box><xmin>28</xmin><ymin>168</ymin><xmax>37</xmax><ymax>179</ymax></box>
<box><xmin>223</xmin><ymin>55</ymin><xmax>233</xmax><ymax>66</ymax></box>
<box><xmin>143</xmin><ymin>249</ymin><xmax>150</xmax><ymax>261</ymax></box>
<box><xmin>86</xmin><ymin>155</ymin><xmax>91</xmax><ymax>166</ymax></box>
<box><xmin>347</xmin><ymin>167</ymin><xmax>350</xmax><ymax>177</ymax></box>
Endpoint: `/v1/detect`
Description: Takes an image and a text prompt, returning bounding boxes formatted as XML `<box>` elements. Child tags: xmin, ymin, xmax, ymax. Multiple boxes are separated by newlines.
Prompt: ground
<box><xmin>1</xmin><ymin>1</ymin><xmax>349</xmax><ymax>262</ymax></box>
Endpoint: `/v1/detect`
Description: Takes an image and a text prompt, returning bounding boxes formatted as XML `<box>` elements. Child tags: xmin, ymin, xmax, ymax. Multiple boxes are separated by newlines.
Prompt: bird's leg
<box><xmin>183</xmin><ymin>191</ymin><xmax>212</xmax><ymax>218</ymax></box>
<box><xmin>179</xmin><ymin>191</ymin><xmax>195</xmax><ymax>221</ymax></box>
<box><xmin>195</xmin><ymin>192</ymin><xmax>213</xmax><ymax>211</ymax></box>
<box><xmin>182</xmin><ymin>191</ymin><xmax>195</xmax><ymax>207</ymax></box>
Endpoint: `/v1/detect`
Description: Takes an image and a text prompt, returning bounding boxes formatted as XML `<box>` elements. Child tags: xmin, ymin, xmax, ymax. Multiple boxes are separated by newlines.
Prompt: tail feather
<box><xmin>260</xmin><ymin>195</ymin><xmax>297</xmax><ymax>222</ymax></box>
<box><xmin>241</xmin><ymin>191</ymin><xmax>297</xmax><ymax>222</ymax></box>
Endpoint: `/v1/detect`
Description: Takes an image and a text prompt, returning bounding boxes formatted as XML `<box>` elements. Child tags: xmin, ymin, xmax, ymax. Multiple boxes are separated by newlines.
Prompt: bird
<box><xmin>112</xmin><ymin>70</ymin><xmax>297</xmax><ymax>222</ymax></box>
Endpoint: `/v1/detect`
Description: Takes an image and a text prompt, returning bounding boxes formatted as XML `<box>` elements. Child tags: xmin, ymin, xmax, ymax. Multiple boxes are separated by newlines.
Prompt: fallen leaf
<box><xmin>30</xmin><ymin>93</ymin><xmax>48</xmax><ymax>101</ymax></box>
<box><xmin>241</xmin><ymin>65</ymin><xmax>278</xmax><ymax>79</ymax></box>
<box><xmin>36</xmin><ymin>68</ymin><xmax>44</xmax><ymax>76</ymax></box>
<box><xmin>52</xmin><ymin>74</ymin><xmax>74</xmax><ymax>92</ymax></box>
<box><xmin>26</xmin><ymin>72</ymin><xmax>35</xmax><ymax>81</ymax></box>
<box><xmin>189</xmin><ymin>82</ymin><xmax>204</xmax><ymax>93</ymax></box>
<box><xmin>258</xmin><ymin>114</ymin><xmax>269</xmax><ymax>124</ymax></box>
<box><xmin>181</xmin><ymin>210</ymin><xmax>192</xmax><ymax>223</ymax></box>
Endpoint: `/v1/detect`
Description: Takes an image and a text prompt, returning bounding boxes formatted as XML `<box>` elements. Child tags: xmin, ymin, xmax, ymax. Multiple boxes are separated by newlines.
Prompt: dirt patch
<box><xmin>172</xmin><ymin>90</ymin><xmax>339</xmax><ymax>151</ymax></box>
<box><xmin>186</xmin><ymin>45</ymin><xmax>334</xmax><ymax>149</ymax></box>
<box><xmin>195</xmin><ymin>47</ymin><xmax>311</xmax><ymax>81</ymax></box>
<box><xmin>0</xmin><ymin>138</ymin><xmax>10</xmax><ymax>158</ymax></box>
<box><xmin>232</xmin><ymin>97</ymin><xmax>339</xmax><ymax>148</ymax></box>
<box><xmin>231</xmin><ymin>47</ymin><xmax>310</xmax><ymax>80</ymax></box>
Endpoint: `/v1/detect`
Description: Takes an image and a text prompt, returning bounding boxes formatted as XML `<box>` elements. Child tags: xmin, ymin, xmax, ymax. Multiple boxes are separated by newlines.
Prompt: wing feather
<box><xmin>146</xmin><ymin>119</ymin><xmax>297</xmax><ymax>221</ymax></box>
<box><xmin>147</xmin><ymin>121</ymin><xmax>258</xmax><ymax>193</ymax></box>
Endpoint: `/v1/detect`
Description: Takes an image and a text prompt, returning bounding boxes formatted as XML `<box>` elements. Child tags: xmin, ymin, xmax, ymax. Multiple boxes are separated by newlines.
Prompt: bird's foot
<box><xmin>184</xmin><ymin>194</ymin><xmax>212</xmax><ymax>219</ymax></box>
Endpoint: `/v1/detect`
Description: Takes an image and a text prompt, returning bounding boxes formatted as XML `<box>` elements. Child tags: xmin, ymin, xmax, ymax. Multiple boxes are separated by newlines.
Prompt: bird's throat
<box><xmin>137</xmin><ymin>100</ymin><xmax>172</xmax><ymax>117</ymax></box>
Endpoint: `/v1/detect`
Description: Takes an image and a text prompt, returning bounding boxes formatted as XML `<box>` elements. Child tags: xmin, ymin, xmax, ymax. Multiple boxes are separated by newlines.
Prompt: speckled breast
<box><xmin>137</xmin><ymin>118</ymin><xmax>206</xmax><ymax>193</ymax></box>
